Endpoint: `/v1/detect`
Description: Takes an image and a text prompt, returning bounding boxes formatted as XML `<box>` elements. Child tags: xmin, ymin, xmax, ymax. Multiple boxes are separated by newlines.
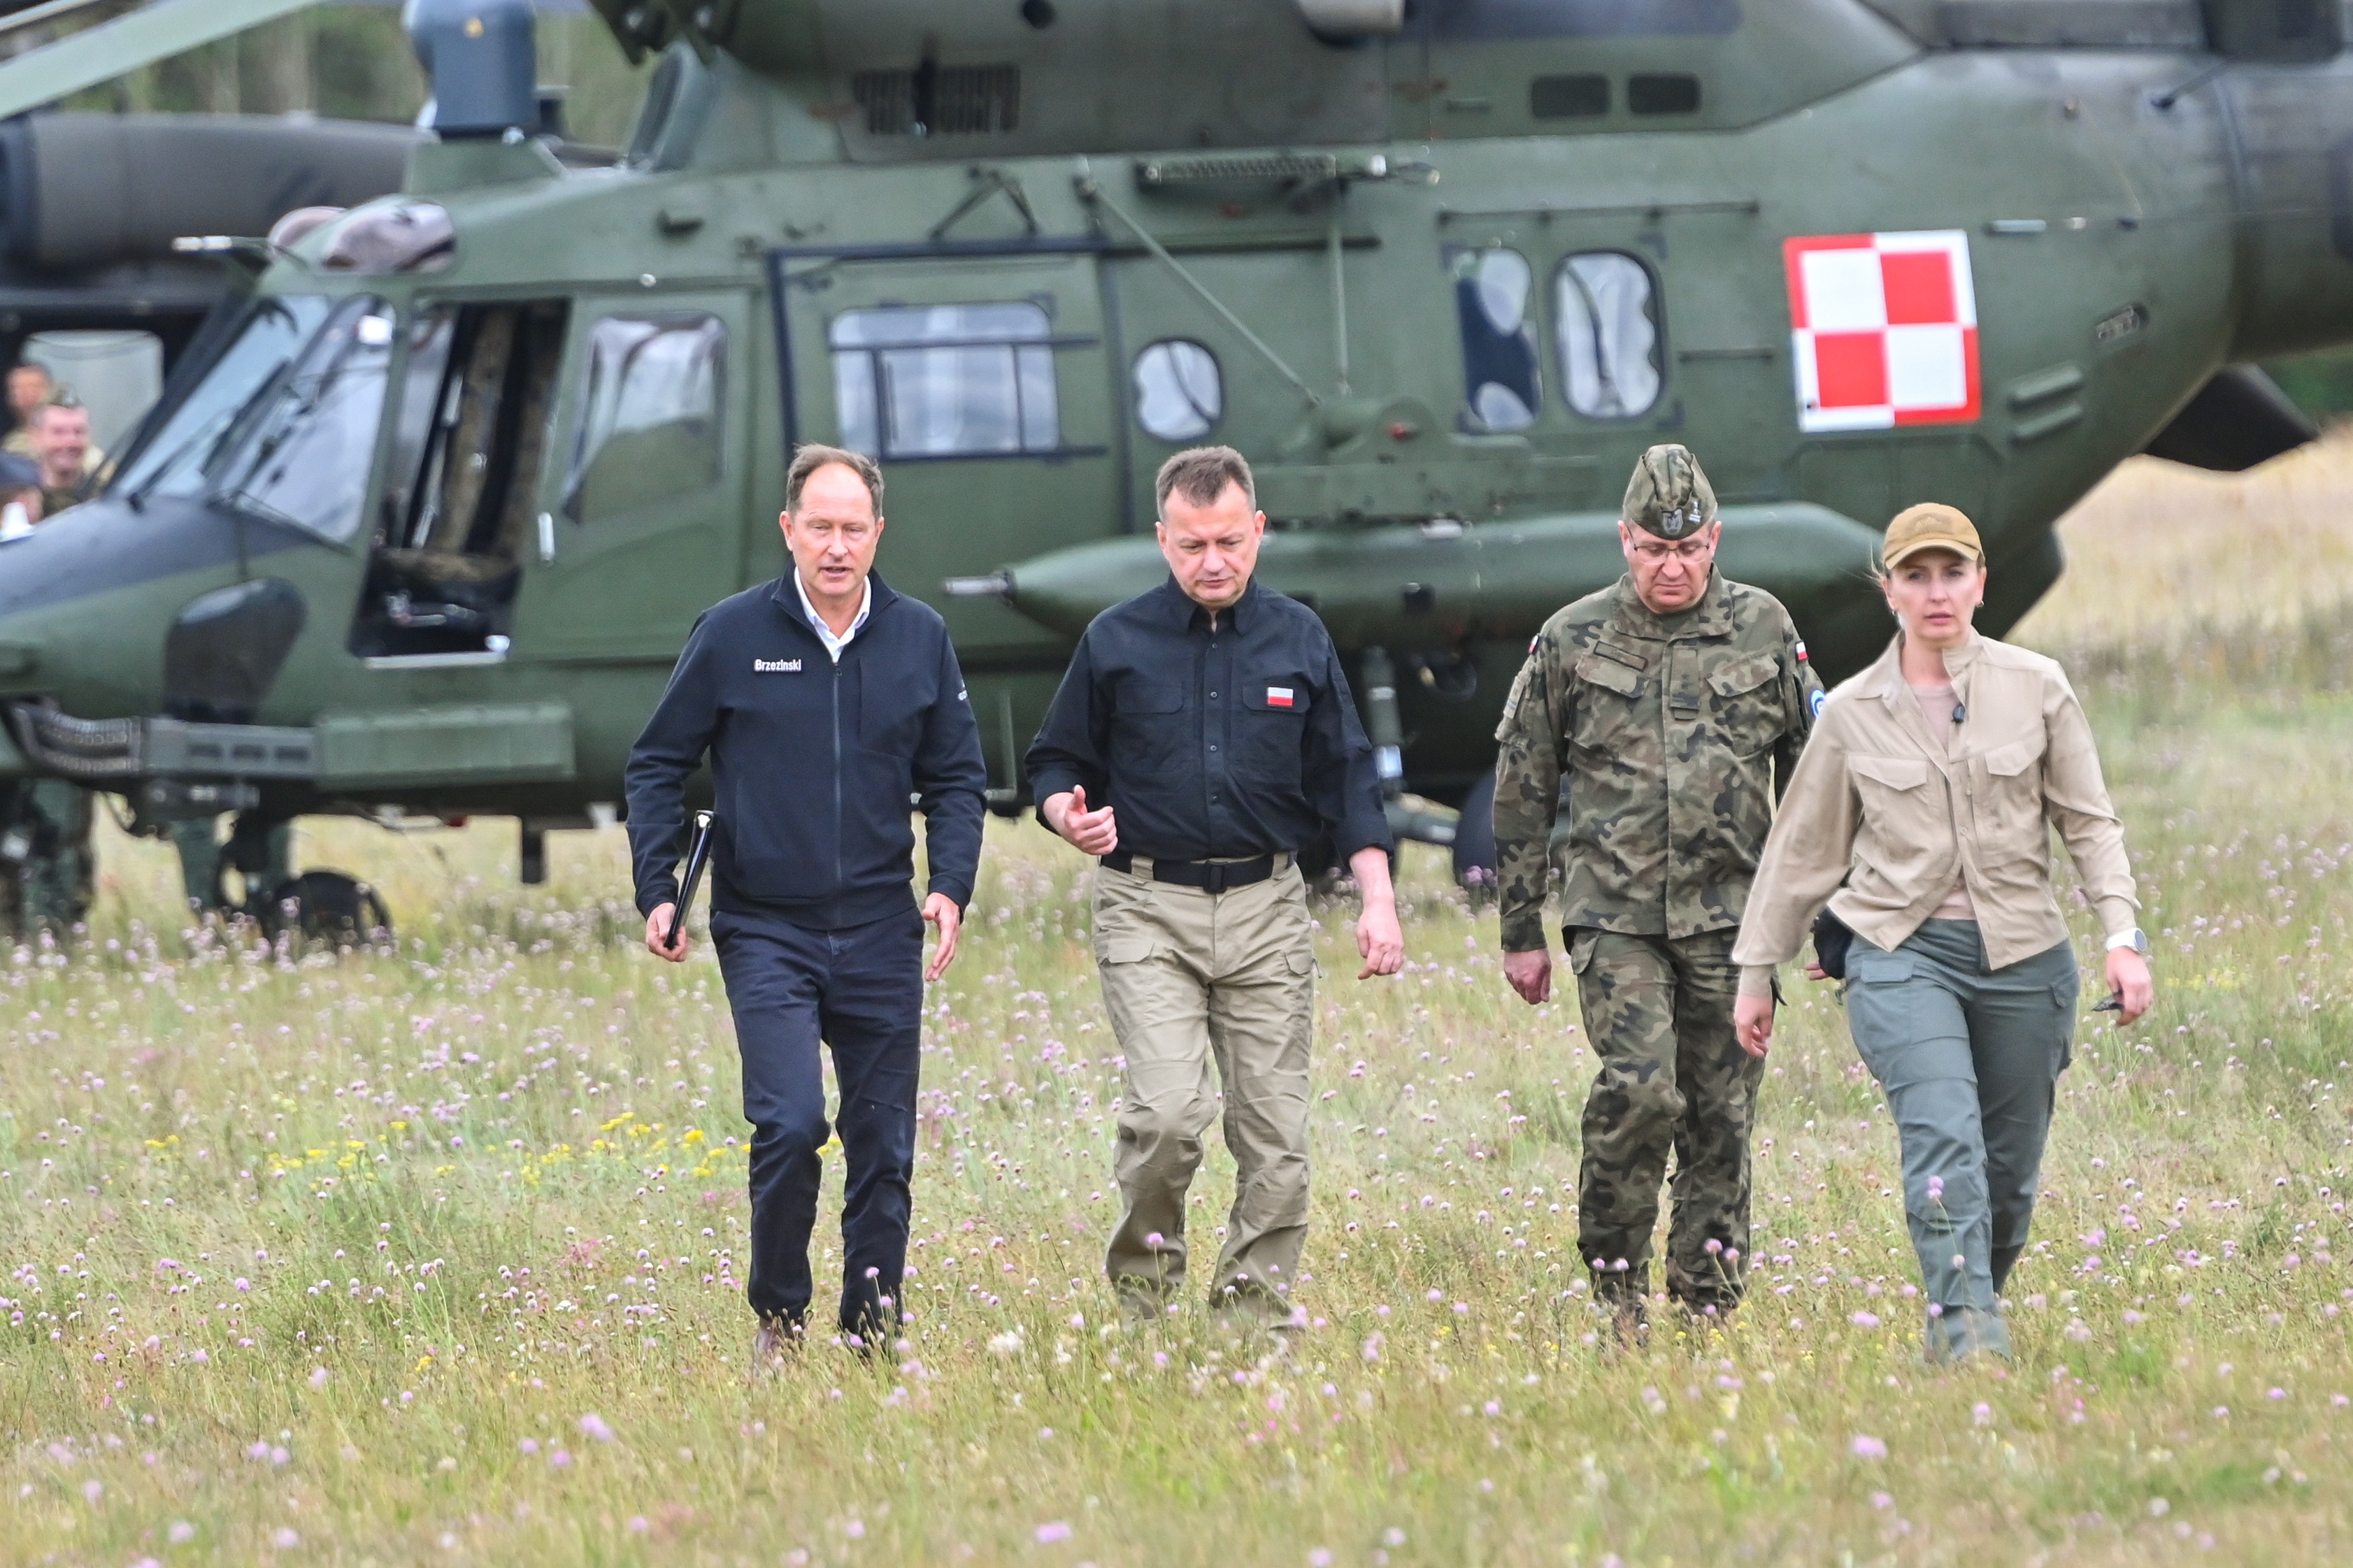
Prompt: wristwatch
<box><xmin>2105</xmin><ymin>928</ymin><xmax>2150</xmax><ymax>954</ymax></box>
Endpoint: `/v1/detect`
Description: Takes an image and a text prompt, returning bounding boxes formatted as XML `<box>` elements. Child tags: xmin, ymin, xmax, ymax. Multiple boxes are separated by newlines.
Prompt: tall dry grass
<box><xmin>1</xmin><ymin>452</ymin><xmax>2350</xmax><ymax>1565</ymax></box>
<box><xmin>2015</xmin><ymin>433</ymin><xmax>2353</xmax><ymax>656</ymax></box>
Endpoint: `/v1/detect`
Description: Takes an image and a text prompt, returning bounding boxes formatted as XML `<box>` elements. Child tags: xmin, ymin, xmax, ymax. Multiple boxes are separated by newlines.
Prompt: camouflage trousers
<box><xmin>1569</xmin><ymin>926</ymin><xmax>1763</xmax><ymax>1314</ymax></box>
<box><xmin>0</xmin><ymin>779</ymin><xmax>94</xmax><ymax>940</ymax></box>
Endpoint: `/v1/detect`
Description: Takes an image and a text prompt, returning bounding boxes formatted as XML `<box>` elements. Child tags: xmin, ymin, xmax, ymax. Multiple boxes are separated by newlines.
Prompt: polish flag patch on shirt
<box><xmin>1266</xmin><ymin>686</ymin><xmax>1295</xmax><ymax>708</ymax></box>
<box><xmin>1785</xmin><ymin>230</ymin><xmax>1980</xmax><ymax>433</ymax></box>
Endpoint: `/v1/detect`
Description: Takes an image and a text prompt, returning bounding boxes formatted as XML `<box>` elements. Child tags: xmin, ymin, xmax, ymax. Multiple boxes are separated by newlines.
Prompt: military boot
<box><xmin>1592</xmin><ymin>1266</ymin><xmax>1652</xmax><ymax>1348</ymax></box>
<box><xmin>1673</xmin><ymin>1298</ymin><xmax>1735</xmax><ymax>1345</ymax></box>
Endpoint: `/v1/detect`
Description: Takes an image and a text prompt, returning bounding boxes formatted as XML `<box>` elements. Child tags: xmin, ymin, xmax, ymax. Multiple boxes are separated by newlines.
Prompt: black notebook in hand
<box><xmin>666</xmin><ymin>811</ymin><xmax>715</xmax><ymax>947</ymax></box>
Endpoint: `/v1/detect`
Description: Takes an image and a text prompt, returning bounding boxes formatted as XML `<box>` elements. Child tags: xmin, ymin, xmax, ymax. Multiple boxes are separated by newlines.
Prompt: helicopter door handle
<box><xmin>537</xmin><ymin>512</ymin><xmax>555</xmax><ymax>564</ymax></box>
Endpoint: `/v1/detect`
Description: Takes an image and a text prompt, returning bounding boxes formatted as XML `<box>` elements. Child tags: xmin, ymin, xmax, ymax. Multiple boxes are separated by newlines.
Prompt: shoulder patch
<box><xmin>1794</xmin><ymin>639</ymin><xmax>1808</xmax><ymax>662</ymax></box>
<box><xmin>1810</xmin><ymin>687</ymin><xmax>1828</xmax><ymax>717</ymax></box>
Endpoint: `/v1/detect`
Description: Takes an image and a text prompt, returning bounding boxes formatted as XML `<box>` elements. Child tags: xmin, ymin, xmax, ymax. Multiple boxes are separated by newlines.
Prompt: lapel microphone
<box><xmin>1952</xmin><ymin>703</ymin><xmax>1967</xmax><ymax>725</ymax></box>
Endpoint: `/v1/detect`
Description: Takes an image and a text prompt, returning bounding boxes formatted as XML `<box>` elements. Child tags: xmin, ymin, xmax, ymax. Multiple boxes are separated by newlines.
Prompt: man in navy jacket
<box><xmin>627</xmin><ymin>444</ymin><xmax>985</xmax><ymax>1369</ymax></box>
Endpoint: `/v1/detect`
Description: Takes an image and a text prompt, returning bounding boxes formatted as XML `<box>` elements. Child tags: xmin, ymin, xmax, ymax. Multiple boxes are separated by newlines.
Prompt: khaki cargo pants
<box><xmin>1093</xmin><ymin>856</ymin><xmax>1316</xmax><ymax>1323</ymax></box>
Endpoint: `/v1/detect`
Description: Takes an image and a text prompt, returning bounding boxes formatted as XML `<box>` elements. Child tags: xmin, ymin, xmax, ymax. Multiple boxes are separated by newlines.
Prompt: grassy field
<box><xmin>5</xmin><ymin>455</ymin><xmax>2352</xmax><ymax>1566</ymax></box>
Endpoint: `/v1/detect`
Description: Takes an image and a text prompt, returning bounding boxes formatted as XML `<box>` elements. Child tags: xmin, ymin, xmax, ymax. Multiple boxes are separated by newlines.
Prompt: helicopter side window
<box><xmin>350</xmin><ymin>299</ymin><xmax>569</xmax><ymax>661</ymax></box>
<box><xmin>1554</xmin><ymin>252</ymin><xmax>1663</xmax><ymax>419</ymax></box>
<box><xmin>827</xmin><ymin>302</ymin><xmax>1059</xmax><ymax>458</ymax></box>
<box><xmin>1450</xmin><ymin>247</ymin><xmax>1540</xmax><ymax>433</ymax></box>
<box><xmin>560</xmin><ymin>315</ymin><xmax>727</xmax><ymax>522</ymax></box>
<box><xmin>1132</xmin><ymin>340</ymin><xmax>1222</xmax><ymax>443</ymax></box>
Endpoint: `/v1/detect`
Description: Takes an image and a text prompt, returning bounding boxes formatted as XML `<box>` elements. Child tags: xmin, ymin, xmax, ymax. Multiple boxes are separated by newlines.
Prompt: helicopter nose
<box><xmin>0</xmin><ymin>494</ymin><xmax>322</xmax><ymax>724</ymax></box>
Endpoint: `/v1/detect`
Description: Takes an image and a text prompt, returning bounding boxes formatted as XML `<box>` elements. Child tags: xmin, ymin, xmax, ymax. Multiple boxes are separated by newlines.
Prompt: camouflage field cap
<box><xmin>1880</xmin><ymin>502</ymin><xmax>1982</xmax><ymax>569</ymax></box>
<box><xmin>1622</xmin><ymin>444</ymin><xmax>1718</xmax><ymax>540</ymax></box>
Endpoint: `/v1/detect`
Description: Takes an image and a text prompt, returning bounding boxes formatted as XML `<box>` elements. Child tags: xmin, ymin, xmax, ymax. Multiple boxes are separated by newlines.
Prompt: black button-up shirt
<box><xmin>1024</xmin><ymin>576</ymin><xmax>1392</xmax><ymax>863</ymax></box>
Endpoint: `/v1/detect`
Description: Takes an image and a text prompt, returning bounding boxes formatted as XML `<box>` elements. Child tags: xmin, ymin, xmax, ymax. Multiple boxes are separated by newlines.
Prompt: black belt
<box><xmin>1101</xmin><ymin>849</ymin><xmax>1278</xmax><ymax>893</ymax></box>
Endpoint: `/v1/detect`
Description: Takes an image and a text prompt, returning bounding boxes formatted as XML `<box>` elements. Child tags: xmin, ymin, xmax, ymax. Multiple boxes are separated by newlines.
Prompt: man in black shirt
<box><xmin>628</xmin><ymin>445</ymin><xmax>986</xmax><ymax>1370</ymax></box>
<box><xmin>1026</xmin><ymin>445</ymin><xmax>1404</xmax><ymax>1332</ymax></box>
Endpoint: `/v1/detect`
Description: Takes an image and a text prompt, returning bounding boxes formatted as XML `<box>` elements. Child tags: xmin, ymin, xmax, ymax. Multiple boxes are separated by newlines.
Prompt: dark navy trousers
<box><xmin>709</xmin><ymin>903</ymin><xmax>922</xmax><ymax>1344</ymax></box>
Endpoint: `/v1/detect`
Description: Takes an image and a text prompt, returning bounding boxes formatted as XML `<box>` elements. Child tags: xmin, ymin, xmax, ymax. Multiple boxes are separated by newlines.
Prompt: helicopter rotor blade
<box><xmin>0</xmin><ymin>0</ymin><xmax>327</xmax><ymax>123</ymax></box>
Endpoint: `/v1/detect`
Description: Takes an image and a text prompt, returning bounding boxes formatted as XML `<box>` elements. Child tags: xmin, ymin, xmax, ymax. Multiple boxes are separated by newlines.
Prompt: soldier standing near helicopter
<box><xmin>1491</xmin><ymin>445</ymin><xmax>1822</xmax><ymax>1339</ymax></box>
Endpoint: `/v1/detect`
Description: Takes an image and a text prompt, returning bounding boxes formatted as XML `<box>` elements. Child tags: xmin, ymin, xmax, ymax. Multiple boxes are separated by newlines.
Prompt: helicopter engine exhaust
<box><xmin>0</xmin><ymin>115</ymin><xmax>411</xmax><ymax>274</ymax></box>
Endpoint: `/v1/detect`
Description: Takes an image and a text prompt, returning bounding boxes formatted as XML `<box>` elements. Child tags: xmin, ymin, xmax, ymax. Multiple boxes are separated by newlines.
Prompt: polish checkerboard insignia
<box><xmin>1785</xmin><ymin>230</ymin><xmax>1979</xmax><ymax>432</ymax></box>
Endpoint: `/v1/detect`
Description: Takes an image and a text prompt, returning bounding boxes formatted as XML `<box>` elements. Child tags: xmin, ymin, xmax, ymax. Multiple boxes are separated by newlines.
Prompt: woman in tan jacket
<box><xmin>1729</xmin><ymin>503</ymin><xmax>2153</xmax><ymax>1364</ymax></box>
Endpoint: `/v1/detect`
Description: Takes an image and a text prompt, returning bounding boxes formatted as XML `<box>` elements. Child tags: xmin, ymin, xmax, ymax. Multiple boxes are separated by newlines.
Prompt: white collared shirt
<box><xmin>794</xmin><ymin>570</ymin><xmax>871</xmax><ymax>663</ymax></box>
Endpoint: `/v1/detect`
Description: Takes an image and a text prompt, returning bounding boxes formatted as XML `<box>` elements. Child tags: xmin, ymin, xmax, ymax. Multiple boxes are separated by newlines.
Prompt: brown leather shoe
<box><xmin>752</xmin><ymin>1316</ymin><xmax>803</xmax><ymax>1378</ymax></box>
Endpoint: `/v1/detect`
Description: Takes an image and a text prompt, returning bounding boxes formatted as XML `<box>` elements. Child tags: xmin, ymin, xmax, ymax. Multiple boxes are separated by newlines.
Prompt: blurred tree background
<box><xmin>34</xmin><ymin>1</ymin><xmax>649</xmax><ymax>150</ymax></box>
<box><xmin>2266</xmin><ymin>350</ymin><xmax>2353</xmax><ymax>424</ymax></box>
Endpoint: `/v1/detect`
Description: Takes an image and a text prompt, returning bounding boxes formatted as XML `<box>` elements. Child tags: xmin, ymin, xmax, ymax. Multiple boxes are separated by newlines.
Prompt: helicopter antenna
<box><xmin>1078</xmin><ymin>170</ymin><xmax>1323</xmax><ymax>409</ymax></box>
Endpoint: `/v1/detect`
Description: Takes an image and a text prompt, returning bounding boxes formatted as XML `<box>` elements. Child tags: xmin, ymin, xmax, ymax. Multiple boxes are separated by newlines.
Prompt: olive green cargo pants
<box><xmin>1093</xmin><ymin>856</ymin><xmax>1315</xmax><ymax>1324</ymax></box>
<box><xmin>1570</xmin><ymin>926</ymin><xmax>1762</xmax><ymax>1314</ymax></box>
<box><xmin>1844</xmin><ymin>920</ymin><xmax>2078</xmax><ymax>1363</ymax></box>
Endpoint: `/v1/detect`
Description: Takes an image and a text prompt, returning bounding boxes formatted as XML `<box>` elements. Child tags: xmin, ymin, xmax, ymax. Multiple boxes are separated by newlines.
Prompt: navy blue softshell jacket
<box><xmin>625</xmin><ymin>572</ymin><xmax>987</xmax><ymax>930</ymax></box>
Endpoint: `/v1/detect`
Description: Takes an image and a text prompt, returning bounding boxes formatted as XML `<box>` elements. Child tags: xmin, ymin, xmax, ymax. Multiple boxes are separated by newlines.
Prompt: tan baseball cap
<box><xmin>1622</xmin><ymin>443</ymin><xmax>1717</xmax><ymax>540</ymax></box>
<box><xmin>1881</xmin><ymin>503</ymin><xmax>1982</xmax><ymax>569</ymax></box>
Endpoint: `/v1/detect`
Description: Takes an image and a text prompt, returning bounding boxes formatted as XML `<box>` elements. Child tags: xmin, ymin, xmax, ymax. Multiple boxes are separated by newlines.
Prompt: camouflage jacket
<box><xmin>1492</xmin><ymin>570</ymin><xmax>1823</xmax><ymax>951</ymax></box>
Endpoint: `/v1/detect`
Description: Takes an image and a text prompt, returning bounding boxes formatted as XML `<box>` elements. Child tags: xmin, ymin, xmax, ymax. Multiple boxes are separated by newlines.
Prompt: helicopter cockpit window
<box><xmin>108</xmin><ymin>295</ymin><xmax>334</xmax><ymax>505</ymax></box>
<box><xmin>215</xmin><ymin>296</ymin><xmax>396</xmax><ymax>545</ymax></box>
<box><xmin>1554</xmin><ymin>252</ymin><xmax>1662</xmax><ymax>419</ymax></box>
<box><xmin>1132</xmin><ymin>340</ymin><xmax>1222</xmax><ymax>442</ymax></box>
<box><xmin>350</xmin><ymin>299</ymin><xmax>568</xmax><ymax>661</ymax></box>
<box><xmin>828</xmin><ymin>302</ymin><xmax>1059</xmax><ymax>459</ymax></box>
<box><xmin>561</xmin><ymin>315</ymin><xmax>726</xmax><ymax>523</ymax></box>
<box><xmin>1450</xmin><ymin>247</ymin><xmax>1540</xmax><ymax>433</ymax></box>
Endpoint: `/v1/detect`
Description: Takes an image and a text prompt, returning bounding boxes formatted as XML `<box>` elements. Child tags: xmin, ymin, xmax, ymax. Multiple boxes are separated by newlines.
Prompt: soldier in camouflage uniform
<box><xmin>0</xmin><ymin>778</ymin><xmax>94</xmax><ymax>939</ymax></box>
<box><xmin>1493</xmin><ymin>445</ymin><xmax>1822</xmax><ymax>1333</ymax></box>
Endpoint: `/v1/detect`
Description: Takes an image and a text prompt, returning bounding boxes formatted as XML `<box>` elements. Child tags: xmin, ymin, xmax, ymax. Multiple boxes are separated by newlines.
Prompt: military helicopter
<box><xmin>0</xmin><ymin>0</ymin><xmax>2342</xmax><ymax>921</ymax></box>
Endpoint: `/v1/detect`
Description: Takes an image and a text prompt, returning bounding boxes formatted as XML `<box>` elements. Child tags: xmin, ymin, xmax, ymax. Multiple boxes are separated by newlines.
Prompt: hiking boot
<box><xmin>1922</xmin><ymin>1305</ymin><xmax>2012</xmax><ymax>1367</ymax></box>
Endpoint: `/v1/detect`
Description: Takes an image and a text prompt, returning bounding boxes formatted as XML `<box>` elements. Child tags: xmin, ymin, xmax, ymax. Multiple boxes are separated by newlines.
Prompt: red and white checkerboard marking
<box><xmin>1785</xmin><ymin>230</ymin><xmax>1980</xmax><ymax>433</ymax></box>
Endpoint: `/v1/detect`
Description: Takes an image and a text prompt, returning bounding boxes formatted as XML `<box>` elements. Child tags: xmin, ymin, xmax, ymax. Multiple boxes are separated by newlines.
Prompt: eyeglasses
<box><xmin>1629</xmin><ymin>538</ymin><xmax>1713</xmax><ymax>563</ymax></box>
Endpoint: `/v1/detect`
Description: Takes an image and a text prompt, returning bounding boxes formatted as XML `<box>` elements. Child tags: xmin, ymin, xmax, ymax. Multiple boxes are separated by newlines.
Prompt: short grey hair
<box><xmin>1154</xmin><ymin>445</ymin><xmax>1254</xmax><ymax>515</ymax></box>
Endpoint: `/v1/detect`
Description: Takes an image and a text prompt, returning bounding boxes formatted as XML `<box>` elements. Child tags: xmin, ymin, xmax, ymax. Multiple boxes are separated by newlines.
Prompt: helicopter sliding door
<box><xmin>350</xmin><ymin>299</ymin><xmax>568</xmax><ymax>662</ymax></box>
<box><xmin>509</xmin><ymin>289</ymin><xmax>750</xmax><ymax>663</ymax></box>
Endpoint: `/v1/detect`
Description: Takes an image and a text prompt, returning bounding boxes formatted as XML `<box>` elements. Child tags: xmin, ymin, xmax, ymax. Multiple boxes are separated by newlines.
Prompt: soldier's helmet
<box><xmin>1622</xmin><ymin>443</ymin><xmax>1718</xmax><ymax>540</ymax></box>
